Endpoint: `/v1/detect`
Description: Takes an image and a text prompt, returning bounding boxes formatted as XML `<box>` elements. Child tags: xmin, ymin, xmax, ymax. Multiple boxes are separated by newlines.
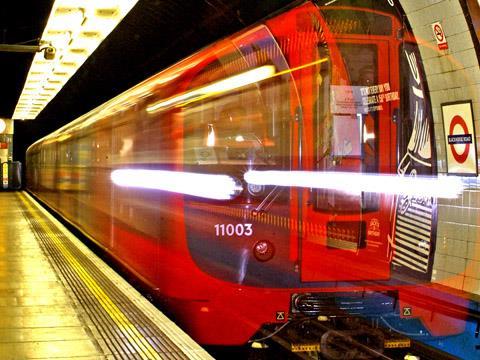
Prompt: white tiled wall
<box><xmin>401</xmin><ymin>0</ymin><xmax>480</xmax><ymax>295</ymax></box>
<box><xmin>433</xmin><ymin>184</ymin><xmax>480</xmax><ymax>293</ymax></box>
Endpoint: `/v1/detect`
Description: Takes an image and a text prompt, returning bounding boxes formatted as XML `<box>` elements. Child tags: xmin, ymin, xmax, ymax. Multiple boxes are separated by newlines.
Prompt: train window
<box><xmin>183</xmin><ymin>90</ymin><xmax>280</xmax><ymax>166</ymax></box>
<box><xmin>182</xmin><ymin>27</ymin><xmax>293</xmax><ymax>168</ymax></box>
<box><xmin>320</xmin><ymin>8</ymin><xmax>392</xmax><ymax>36</ymax></box>
<box><xmin>315</xmin><ymin>43</ymin><xmax>379</xmax><ymax>212</ymax></box>
<box><xmin>338</xmin><ymin>43</ymin><xmax>379</xmax><ymax>177</ymax></box>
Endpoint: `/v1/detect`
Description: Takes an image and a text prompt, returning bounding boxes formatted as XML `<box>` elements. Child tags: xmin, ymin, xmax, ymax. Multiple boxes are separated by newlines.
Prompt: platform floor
<box><xmin>0</xmin><ymin>191</ymin><xmax>213</xmax><ymax>360</ymax></box>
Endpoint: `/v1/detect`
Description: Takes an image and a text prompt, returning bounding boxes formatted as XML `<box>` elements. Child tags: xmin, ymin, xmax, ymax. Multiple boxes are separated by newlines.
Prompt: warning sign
<box><xmin>402</xmin><ymin>307</ymin><xmax>412</xmax><ymax>316</ymax></box>
<box><xmin>384</xmin><ymin>339</ymin><xmax>411</xmax><ymax>349</ymax></box>
<box><xmin>442</xmin><ymin>101</ymin><xmax>477</xmax><ymax>175</ymax></box>
<box><xmin>291</xmin><ymin>343</ymin><xmax>321</xmax><ymax>352</ymax></box>
<box><xmin>432</xmin><ymin>22</ymin><xmax>448</xmax><ymax>50</ymax></box>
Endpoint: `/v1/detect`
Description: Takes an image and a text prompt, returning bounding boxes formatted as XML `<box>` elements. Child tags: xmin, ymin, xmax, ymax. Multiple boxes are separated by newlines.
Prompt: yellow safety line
<box><xmin>17</xmin><ymin>192</ymin><xmax>162</xmax><ymax>360</ymax></box>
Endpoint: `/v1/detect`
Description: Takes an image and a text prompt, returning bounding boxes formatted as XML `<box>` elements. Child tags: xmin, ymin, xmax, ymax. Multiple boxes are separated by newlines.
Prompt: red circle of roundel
<box><xmin>449</xmin><ymin>115</ymin><xmax>470</xmax><ymax>164</ymax></box>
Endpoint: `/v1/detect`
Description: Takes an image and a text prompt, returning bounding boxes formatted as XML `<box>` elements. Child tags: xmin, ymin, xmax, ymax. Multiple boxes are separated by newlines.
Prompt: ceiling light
<box><xmin>13</xmin><ymin>0</ymin><xmax>140</xmax><ymax>120</ymax></box>
<box><xmin>0</xmin><ymin>119</ymin><xmax>7</xmax><ymax>133</ymax></box>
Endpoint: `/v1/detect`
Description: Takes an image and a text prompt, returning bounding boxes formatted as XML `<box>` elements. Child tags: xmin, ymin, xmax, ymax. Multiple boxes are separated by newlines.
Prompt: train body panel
<box><xmin>26</xmin><ymin>0</ymin><xmax>468</xmax><ymax>345</ymax></box>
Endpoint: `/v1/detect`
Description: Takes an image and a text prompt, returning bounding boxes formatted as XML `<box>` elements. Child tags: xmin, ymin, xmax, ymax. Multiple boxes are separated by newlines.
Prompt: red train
<box><xmin>27</xmin><ymin>0</ymin><xmax>468</xmax><ymax>348</ymax></box>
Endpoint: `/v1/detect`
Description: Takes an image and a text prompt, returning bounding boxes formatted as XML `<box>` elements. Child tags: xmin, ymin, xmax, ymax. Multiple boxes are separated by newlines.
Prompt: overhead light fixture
<box><xmin>0</xmin><ymin>119</ymin><xmax>7</xmax><ymax>133</ymax></box>
<box><xmin>12</xmin><ymin>0</ymin><xmax>140</xmax><ymax>120</ymax></box>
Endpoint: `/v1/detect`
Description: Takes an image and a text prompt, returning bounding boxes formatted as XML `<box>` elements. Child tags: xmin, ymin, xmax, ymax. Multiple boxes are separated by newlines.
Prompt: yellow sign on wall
<box><xmin>2</xmin><ymin>162</ymin><xmax>8</xmax><ymax>189</ymax></box>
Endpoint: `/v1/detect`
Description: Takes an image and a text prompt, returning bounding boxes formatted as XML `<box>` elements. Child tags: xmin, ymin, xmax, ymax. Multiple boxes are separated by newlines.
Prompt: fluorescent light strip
<box><xmin>111</xmin><ymin>169</ymin><xmax>243</xmax><ymax>200</ymax></box>
<box><xmin>145</xmin><ymin>57</ymin><xmax>328</xmax><ymax>114</ymax></box>
<box><xmin>13</xmin><ymin>0</ymin><xmax>140</xmax><ymax>120</ymax></box>
<box><xmin>244</xmin><ymin>170</ymin><xmax>464</xmax><ymax>199</ymax></box>
<box><xmin>146</xmin><ymin>65</ymin><xmax>276</xmax><ymax>113</ymax></box>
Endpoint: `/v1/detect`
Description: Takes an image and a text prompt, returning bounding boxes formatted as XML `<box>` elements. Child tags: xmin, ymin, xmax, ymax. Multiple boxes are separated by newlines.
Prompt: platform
<box><xmin>0</xmin><ymin>191</ymin><xmax>213</xmax><ymax>360</ymax></box>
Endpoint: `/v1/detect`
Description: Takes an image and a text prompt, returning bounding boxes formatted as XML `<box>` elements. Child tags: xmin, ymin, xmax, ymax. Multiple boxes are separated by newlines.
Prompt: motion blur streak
<box><xmin>146</xmin><ymin>65</ymin><xmax>276</xmax><ymax>113</ymax></box>
<box><xmin>111</xmin><ymin>169</ymin><xmax>243</xmax><ymax>200</ymax></box>
<box><xmin>244</xmin><ymin>170</ymin><xmax>464</xmax><ymax>199</ymax></box>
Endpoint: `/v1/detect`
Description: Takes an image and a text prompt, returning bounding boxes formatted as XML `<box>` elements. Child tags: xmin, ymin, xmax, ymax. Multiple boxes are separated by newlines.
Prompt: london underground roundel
<box><xmin>442</xmin><ymin>102</ymin><xmax>477</xmax><ymax>175</ymax></box>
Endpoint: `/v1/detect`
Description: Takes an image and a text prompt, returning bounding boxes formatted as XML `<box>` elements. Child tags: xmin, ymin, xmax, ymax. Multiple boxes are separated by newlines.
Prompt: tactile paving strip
<box><xmin>18</xmin><ymin>192</ymin><xmax>212</xmax><ymax>360</ymax></box>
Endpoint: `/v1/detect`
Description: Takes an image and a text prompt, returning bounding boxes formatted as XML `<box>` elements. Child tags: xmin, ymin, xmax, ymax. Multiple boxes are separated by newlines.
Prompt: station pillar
<box><xmin>0</xmin><ymin>118</ymin><xmax>21</xmax><ymax>190</ymax></box>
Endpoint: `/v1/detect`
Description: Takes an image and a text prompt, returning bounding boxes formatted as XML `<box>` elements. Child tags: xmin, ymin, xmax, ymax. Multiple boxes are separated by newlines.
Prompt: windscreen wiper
<box><xmin>251</xmin><ymin>185</ymin><xmax>283</xmax><ymax>216</ymax></box>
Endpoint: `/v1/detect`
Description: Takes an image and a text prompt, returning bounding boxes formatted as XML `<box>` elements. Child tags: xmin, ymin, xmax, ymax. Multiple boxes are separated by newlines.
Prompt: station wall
<box><xmin>401</xmin><ymin>0</ymin><xmax>480</xmax><ymax>295</ymax></box>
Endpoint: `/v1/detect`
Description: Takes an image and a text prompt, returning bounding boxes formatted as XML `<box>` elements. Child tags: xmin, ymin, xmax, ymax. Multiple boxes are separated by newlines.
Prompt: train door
<box><xmin>300</xmin><ymin>35</ymin><xmax>394</xmax><ymax>281</ymax></box>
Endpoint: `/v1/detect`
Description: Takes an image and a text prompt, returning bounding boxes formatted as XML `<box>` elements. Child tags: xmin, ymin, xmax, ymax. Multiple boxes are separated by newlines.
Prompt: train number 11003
<box><xmin>214</xmin><ymin>223</ymin><xmax>253</xmax><ymax>237</ymax></box>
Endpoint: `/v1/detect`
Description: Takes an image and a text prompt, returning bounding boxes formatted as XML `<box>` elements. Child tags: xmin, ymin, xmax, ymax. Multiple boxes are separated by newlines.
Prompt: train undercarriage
<box><xmin>243</xmin><ymin>315</ymin><xmax>460</xmax><ymax>360</ymax></box>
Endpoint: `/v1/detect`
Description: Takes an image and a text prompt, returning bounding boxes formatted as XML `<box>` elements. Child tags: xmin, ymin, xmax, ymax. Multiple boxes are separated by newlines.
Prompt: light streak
<box><xmin>146</xmin><ymin>65</ymin><xmax>276</xmax><ymax>113</ymax></box>
<box><xmin>244</xmin><ymin>170</ymin><xmax>464</xmax><ymax>199</ymax></box>
<box><xmin>146</xmin><ymin>57</ymin><xmax>329</xmax><ymax>114</ymax></box>
<box><xmin>111</xmin><ymin>169</ymin><xmax>243</xmax><ymax>200</ymax></box>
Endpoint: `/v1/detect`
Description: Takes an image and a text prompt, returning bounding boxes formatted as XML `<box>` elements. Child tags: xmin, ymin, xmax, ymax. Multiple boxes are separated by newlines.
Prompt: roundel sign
<box><xmin>442</xmin><ymin>102</ymin><xmax>477</xmax><ymax>175</ymax></box>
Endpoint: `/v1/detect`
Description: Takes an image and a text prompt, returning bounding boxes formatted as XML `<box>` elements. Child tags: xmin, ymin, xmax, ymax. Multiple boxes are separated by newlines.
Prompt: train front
<box><xmin>137</xmin><ymin>0</ymin><xmax>460</xmax><ymax>346</ymax></box>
